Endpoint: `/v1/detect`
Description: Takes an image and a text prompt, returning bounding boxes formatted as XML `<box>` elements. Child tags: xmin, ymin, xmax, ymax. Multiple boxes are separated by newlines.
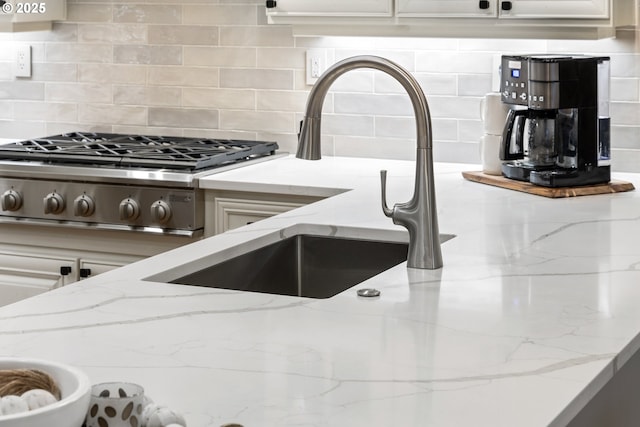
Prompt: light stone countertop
<box><xmin>1</xmin><ymin>155</ymin><xmax>639</xmax><ymax>426</ymax></box>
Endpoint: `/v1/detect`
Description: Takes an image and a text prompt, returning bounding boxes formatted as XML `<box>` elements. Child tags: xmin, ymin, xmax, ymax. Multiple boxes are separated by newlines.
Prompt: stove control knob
<box><xmin>150</xmin><ymin>200</ymin><xmax>172</xmax><ymax>224</ymax></box>
<box><xmin>1</xmin><ymin>189</ymin><xmax>22</xmax><ymax>211</ymax></box>
<box><xmin>74</xmin><ymin>194</ymin><xmax>95</xmax><ymax>217</ymax></box>
<box><xmin>119</xmin><ymin>198</ymin><xmax>140</xmax><ymax>221</ymax></box>
<box><xmin>43</xmin><ymin>192</ymin><xmax>65</xmax><ymax>215</ymax></box>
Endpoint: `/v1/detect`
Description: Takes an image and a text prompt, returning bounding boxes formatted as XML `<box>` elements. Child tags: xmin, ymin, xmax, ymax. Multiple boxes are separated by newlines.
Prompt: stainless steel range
<box><xmin>0</xmin><ymin>132</ymin><xmax>280</xmax><ymax>237</ymax></box>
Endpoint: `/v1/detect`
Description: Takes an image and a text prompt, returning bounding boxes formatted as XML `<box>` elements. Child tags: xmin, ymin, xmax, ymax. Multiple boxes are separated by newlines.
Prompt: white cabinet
<box><xmin>0</xmin><ymin>250</ymin><xmax>75</xmax><ymax>306</ymax></box>
<box><xmin>0</xmin><ymin>246</ymin><xmax>143</xmax><ymax>306</ymax></box>
<box><xmin>78</xmin><ymin>258</ymin><xmax>135</xmax><ymax>280</ymax></box>
<box><xmin>499</xmin><ymin>0</ymin><xmax>608</xmax><ymax>19</ymax></box>
<box><xmin>0</xmin><ymin>221</ymin><xmax>186</xmax><ymax>306</ymax></box>
<box><xmin>397</xmin><ymin>0</ymin><xmax>497</xmax><ymax>17</ymax></box>
<box><xmin>0</xmin><ymin>0</ymin><xmax>66</xmax><ymax>31</ymax></box>
<box><xmin>266</xmin><ymin>0</ymin><xmax>392</xmax><ymax>17</ymax></box>
<box><xmin>267</xmin><ymin>0</ymin><xmax>635</xmax><ymax>39</ymax></box>
<box><xmin>397</xmin><ymin>0</ymin><xmax>609</xmax><ymax>19</ymax></box>
<box><xmin>205</xmin><ymin>190</ymin><xmax>323</xmax><ymax>236</ymax></box>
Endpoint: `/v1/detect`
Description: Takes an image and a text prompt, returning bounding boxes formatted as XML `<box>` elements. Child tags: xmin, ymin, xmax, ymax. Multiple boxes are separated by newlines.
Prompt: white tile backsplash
<box><xmin>0</xmin><ymin>0</ymin><xmax>639</xmax><ymax>171</ymax></box>
<box><xmin>114</xmin><ymin>85</ymin><xmax>182</xmax><ymax>107</ymax></box>
<box><xmin>78</xmin><ymin>23</ymin><xmax>147</xmax><ymax>44</ymax></box>
<box><xmin>148</xmin><ymin>107</ymin><xmax>218</xmax><ymax>128</ymax></box>
<box><xmin>113</xmin><ymin>5</ymin><xmax>181</xmax><ymax>25</ymax></box>
<box><xmin>113</xmin><ymin>45</ymin><xmax>182</xmax><ymax>65</ymax></box>
<box><xmin>79</xmin><ymin>104</ymin><xmax>147</xmax><ymax>126</ymax></box>
<box><xmin>183</xmin><ymin>88</ymin><xmax>256</xmax><ymax>110</ymax></box>
<box><xmin>46</xmin><ymin>43</ymin><xmax>112</xmax><ymax>63</ymax></box>
<box><xmin>79</xmin><ymin>64</ymin><xmax>147</xmax><ymax>84</ymax></box>
<box><xmin>45</xmin><ymin>83</ymin><xmax>110</xmax><ymax>103</ymax></box>
<box><xmin>182</xmin><ymin>5</ymin><xmax>258</xmax><ymax>26</ymax></box>
<box><xmin>147</xmin><ymin>66</ymin><xmax>219</xmax><ymax>87</ymax></box>
<box><xmin>219</xmin><ymin>110</ymin><xmax>294</xmax><ymax>133</ymax></box>
<box><xmin>147</xmin><ymin>25</ymin><xmax>219</xmax><ymax>46</ymax></box>
<box><xmin>183</xmin><ymin>46</ymin><xmax>257</xmax><ymax>67</ymax></box>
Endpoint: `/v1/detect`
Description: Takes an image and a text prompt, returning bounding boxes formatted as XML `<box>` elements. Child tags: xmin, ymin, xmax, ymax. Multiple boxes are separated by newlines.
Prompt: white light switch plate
<box><xmin>15</xmin><ymin>45</ymin><xmax>31</xmax><ymax>78</ymax></box>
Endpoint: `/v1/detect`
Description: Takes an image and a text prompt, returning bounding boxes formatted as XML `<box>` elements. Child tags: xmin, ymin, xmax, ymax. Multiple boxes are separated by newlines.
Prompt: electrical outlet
<box><xmin>306</xmin><ymin>49</ymin><xmax>326</xmax><ymax>85</ymax></box>
<box><xmin>15</xmin><ymin>45</ymin><xmax>31</xmax><ymax>78</ymax></box>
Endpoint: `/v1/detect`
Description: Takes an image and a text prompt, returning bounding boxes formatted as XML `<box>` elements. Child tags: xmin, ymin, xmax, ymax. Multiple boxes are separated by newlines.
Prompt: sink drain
<box><xmin>357</xmin><ymin>288</ymin><xmax>381</xmax><ymax>297</ymax></box>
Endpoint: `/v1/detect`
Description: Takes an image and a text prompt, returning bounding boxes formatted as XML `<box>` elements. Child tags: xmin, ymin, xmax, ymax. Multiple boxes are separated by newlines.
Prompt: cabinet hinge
<box><xmin>60</xmin><ymin>266</ymin><xmax>72</xmax><ymax>276</ymax></box>
<box><xmin>479</xmin><ymin>0</ymin><xmax>490</xmax><ymax>10</ymax></box>
<box><xmin>501</xmin><ymin>1</ymin><xmax>512</xmax><ymax>11</ymax></box>
<box><xmin>79</xmin><ymin>268</ymin><xmax>92</xmax><ymax>278</ymax></box>
<box><xmin>266</xmin><ymin>0</ymin><xmax>277</xmax><ymax>8</ymax></box>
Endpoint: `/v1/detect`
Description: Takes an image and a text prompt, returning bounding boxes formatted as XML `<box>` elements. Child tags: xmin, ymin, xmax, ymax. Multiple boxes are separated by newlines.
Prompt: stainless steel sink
<box><xmin>153</xmin><ymin>227</ymin><xmax>454</xmax><ymax>299</ymax></box>
<box><xmin>170</xmin><ymin>234</ymin><xmax>408</xmax><ymax>299</ymax></box>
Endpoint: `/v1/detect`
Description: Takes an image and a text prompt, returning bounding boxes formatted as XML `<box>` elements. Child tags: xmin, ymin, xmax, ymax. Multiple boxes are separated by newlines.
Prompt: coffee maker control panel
<box><xmin>501</xmin><ymin>55</ymin><xmax>564</xmax><ymax>110</ymax></box>
<box><xmin>501</xmin><ymin>56</ymin><xmax>529</xmax><ymax>107</ymax></box>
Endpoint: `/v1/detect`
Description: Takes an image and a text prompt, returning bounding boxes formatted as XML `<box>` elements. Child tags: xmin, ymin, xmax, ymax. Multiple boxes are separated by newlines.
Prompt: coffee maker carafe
<box><xmin>499</xmin><ymin>54</ymin><xmax>611</xmax><ymax>187</ymax></box>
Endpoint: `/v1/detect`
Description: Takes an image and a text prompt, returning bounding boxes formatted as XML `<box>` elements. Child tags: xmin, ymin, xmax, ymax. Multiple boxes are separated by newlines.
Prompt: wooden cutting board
<box><xmin>462</xmin><ymin>171</ymin><xmax>635</xmax><ymax>198</ymax></box>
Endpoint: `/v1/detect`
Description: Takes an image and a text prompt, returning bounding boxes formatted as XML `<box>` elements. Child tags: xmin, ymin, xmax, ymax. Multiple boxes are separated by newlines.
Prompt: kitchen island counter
<box><xmin>1</xmin><ymin>155</ymin><xmax>639</xmax><ymax>426</ymax></box>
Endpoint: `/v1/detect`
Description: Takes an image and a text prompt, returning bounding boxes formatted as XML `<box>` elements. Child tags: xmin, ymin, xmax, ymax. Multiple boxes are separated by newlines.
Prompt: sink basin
<box><xmin>147</xmin><ymin>225</ymin><xmax>454</xmax><ymax>299</ymax></box>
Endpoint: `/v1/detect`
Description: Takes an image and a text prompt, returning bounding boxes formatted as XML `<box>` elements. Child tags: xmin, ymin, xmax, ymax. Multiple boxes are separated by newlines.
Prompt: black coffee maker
<box><xmin>499</xmin><ymin>54</ymin><xmax>611</xmax><ymax>187</ymax></box>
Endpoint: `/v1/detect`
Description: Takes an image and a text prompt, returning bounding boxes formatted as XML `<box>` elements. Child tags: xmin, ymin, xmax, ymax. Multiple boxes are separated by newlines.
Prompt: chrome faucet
<box><xmin>297</xmin><ymin>55</ymin><xmax>443</xmax><ymax>269</ymax></box>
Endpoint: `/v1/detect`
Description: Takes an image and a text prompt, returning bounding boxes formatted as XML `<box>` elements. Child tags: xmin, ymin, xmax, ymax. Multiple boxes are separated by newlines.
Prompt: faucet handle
<box><xmin>380</xmin><ymin>170</ymin><xmax>394</xmax><ymax>218</ymax></box>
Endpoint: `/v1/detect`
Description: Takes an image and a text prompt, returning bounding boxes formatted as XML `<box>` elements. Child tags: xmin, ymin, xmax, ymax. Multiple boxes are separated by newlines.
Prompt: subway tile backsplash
<box><xmin>0</xmin><ymin>0</ymin><xmax>639</xmax><ymax>171</ymax></box>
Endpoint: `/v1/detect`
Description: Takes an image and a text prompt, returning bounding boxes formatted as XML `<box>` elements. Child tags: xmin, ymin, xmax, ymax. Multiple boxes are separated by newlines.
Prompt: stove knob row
<box><xmin>35</xmin><ymin>195</ymin><xmax>175</xmax><ymax>222</ymax></box>
<box><xmin>43</xmin><ymin>192</ymin><xmax>65</xmax><ymax>215</ymax></box>
<box><xmin>118</xmin><ymin>198</ymin><xmax>173</xmax><ymax>224</ymax></box>
<box><xmin>1</xmin><ymin>189</ymin><xmax>23</xmax><ymax>212</ymax></box>
<box><xmin>74</xmin><ymin>194</ymin><xmax>95</xmax><ymax>217</ymax></box>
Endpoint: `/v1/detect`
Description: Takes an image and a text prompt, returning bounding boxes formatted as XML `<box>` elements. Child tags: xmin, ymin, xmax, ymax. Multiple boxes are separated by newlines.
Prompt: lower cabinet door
<box><xmin>0</xmin><ymin>251</ymin><xmax>76</xmax><ymax>306</ymax></box>
<box><xmin>78</xmin><ymin>257</ymin><xmax>140</xmax><ymax>280</ymax></box>
<box><xmin>0</xmin><ymin>268</ymin><xmax>65</xmax><ymax>306</ymax></box>
<box><xmin>213</xmin><ymin>197</ymin><xmax>306</xmax><ymax>235</ymax></box>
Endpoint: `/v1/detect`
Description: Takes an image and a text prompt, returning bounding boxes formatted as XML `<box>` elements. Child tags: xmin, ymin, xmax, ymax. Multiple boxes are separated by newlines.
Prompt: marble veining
<box><xmin>1</xmin><ymin>156</ymin><xmax>640</xmax><ymax>426</ymax></box>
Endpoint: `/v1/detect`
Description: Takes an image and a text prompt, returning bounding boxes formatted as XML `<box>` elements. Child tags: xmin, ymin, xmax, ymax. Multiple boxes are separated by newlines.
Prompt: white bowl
<box><xmin>0</xmin><ymin>357</ymin><xmax>90</xmax><ymax>427</ymax></box>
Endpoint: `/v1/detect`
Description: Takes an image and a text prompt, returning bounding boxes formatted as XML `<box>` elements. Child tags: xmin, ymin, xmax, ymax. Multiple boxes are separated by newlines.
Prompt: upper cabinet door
<box><xmin>499</xmin><ymin>0</ymin><xmax>609</xmax><ymax>19</ymax></box>
<box><xmin>11</xmin><ymin>0</ymin><xmax>66</xmax><ymax>23</ymax></box>
<box><xmin>397</xmin><ymin>0</ymin><xmax>498</xmax><ymax>17</ymax></box>
<box><xmin>266</xmin><ymin>0</ymin><xmax>392</xmax><ymax>16</ymax></box>
<box><xmin>0</xmin><ymin>0</ymin><xmax>66</xmax><ymax>30</ymax></box>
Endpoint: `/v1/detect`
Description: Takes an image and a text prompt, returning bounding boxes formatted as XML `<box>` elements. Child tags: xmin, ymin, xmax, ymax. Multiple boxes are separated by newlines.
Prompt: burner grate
<box><xmin>0</xmin><ymin>132</ymin><xmax>279</xmax><ymax>171</ymax></box>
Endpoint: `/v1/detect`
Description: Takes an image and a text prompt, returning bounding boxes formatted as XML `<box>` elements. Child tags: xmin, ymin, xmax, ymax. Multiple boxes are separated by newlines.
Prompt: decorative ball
<box><xmin>141</xmin><ymin>403</ymin><xmax>163</xmax><ymax>425</ymax></box>
<box><xmin>21</xmin><ymin>389</ymin><xmax>58</xmax><ymax>410</ymax></box>
<box><xmin>144</xmin><ymin>404</ymin><xmax>186</xmax><ymax>427</ymax></box>
<box><xmin>0</xmin><ymin>395</ymin><xmax>29</xmax><ymax>415</ymax></box>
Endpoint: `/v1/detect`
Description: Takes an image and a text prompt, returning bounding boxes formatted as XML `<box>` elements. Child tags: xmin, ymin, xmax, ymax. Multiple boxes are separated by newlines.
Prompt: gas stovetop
<box><xmin>0</xmin><ymin>132</ymin><xmax>282</xmax><ymax>235</ymax></box>
<box><xmin>0</xmin><ymin>132</ymin><xmax>279</xmax><ymax>171</ymax></box>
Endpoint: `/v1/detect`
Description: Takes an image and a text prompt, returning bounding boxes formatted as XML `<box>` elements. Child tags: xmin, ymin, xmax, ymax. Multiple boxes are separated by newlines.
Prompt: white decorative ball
<box><xmin>21</xmin><ymin>389</ymin><xmax>58</xmax><ymax>410</ymax></box>
<box><xmin>145</xmin><ymin>405</ymin><xmax>186</xmax><ymax>427</ymax></box>
<box><xmin>0</xmin><ymin>395</ymin><xmax>29</xmax><ymax>415</ymax></box>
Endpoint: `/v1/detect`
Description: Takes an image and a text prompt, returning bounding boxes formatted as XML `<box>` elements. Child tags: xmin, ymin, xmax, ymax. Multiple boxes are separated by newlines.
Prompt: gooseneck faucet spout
<box><xmin>297</xmin><ymin>55</ymin><xmax>443</xmax><ymax>269</ymax></box>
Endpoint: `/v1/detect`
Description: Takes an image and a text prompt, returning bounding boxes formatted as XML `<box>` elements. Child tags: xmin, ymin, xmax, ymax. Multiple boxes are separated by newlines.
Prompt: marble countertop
<box><xmin>1</xmin><ymin>155</ymin><xmax>639</xmax><ymax>426</ymax></box>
